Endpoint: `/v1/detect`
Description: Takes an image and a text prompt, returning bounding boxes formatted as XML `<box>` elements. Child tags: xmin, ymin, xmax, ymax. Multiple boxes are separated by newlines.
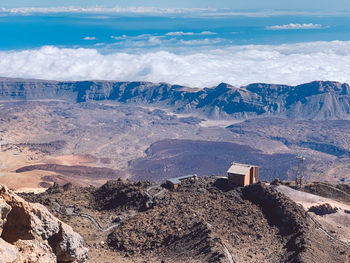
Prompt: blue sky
<box><xmin>2</xmin><ymin>0</ymin><xmax>350</xmax><ymax>10</ymax></box>
<box><xmin>2</xmin><ymin>0</ymin><xmax>350</xmax><ymax>86</ymax></box>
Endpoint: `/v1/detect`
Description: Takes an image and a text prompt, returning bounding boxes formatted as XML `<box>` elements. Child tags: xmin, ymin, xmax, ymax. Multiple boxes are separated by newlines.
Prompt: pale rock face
<box><xmin>0</xmin><ymin>185</ymin><xmax>88</xmax><ymax>262</ymax></box>
<box><xmin>0</xmin><ymin>239</ymin><xmax>18</xmax><ymax>263</ymax></box>
<box><xmin>29</xmin><ymin>203</ymin><xmax>61</xmax><ymax>241</ymax></box>
<box><xmin>14</xmin><ymin>239</ymin><xmax>56</xmax><ymax>263</ymax></box>
<box><xmin>51</xmin><ymin>223</ymin><xmax>89</xmax><ymax>262</ymax></box>
<box><xmin>0</xmin><ymin>198</ymin><xmax>11</xmax><ymax>236</ymax></box>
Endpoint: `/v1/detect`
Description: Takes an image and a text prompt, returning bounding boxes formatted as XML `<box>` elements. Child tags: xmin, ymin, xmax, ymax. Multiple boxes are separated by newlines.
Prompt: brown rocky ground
<box><xmin>20</xmin><ymin>177</ymin><xmax>350</xmax><ymax>263</ymax></box>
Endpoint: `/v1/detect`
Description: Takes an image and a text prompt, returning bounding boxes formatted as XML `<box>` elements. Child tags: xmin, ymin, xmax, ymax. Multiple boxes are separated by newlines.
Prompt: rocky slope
<box><xmin>20</xmin><ymin>177</ymin><xmax>350</xmax><ymax>263</ymax></box>
<box><xmin>0</xmin><ymin>78</ymin><xmax>349</xmax><ymax>120</ymax></box>
<box><xmin>0</xmin><ymin>184</ymin><xmax>88</xmax><ymax>262</ymax></box>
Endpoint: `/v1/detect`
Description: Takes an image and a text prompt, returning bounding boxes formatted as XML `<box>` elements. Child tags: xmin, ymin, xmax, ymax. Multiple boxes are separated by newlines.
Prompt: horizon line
<box><xmin>1</xmin><ymin>6</ymin><xmax>350</xmax><ymax>17</ymax></box>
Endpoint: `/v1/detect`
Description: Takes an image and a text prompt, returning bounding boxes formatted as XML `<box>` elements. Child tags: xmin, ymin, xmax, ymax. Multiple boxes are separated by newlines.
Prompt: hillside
<box><xmin>20</xmin><ymin>177</ymin><xmax>350</xmax><ymax>263</ymax></box>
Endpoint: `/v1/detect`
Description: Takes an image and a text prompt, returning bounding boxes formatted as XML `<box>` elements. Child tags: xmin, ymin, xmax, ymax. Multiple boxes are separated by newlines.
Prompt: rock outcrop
<box><xmin>0</xmin><ymin>184</ymin><xmax>88</xmax><ymax>262</ymax></box>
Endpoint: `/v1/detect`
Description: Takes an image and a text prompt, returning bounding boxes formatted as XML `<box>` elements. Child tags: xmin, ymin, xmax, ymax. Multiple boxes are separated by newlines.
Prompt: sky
<box><xmin>1</xmin><ymin>0</ymin><xmax>350</xmax><ymax>86</ymax></box>
<box><xmin>2</xmin><ymin>0</ymin><xmax>350</xmax><ymax>10</ymax></box>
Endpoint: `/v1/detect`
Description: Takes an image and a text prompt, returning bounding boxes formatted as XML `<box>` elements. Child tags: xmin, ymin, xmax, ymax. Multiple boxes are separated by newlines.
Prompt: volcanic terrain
<box><xmin>20</xmin><ymin>177</ymin><xmax>350</xmax><ymax>263</ymax></box>
<box><xmin>1</xmin><ymin>79</ymin><xmax>350</xmax><ymax>191</ymax></box>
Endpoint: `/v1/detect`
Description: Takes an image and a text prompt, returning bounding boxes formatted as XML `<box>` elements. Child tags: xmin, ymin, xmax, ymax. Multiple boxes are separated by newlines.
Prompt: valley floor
<box><xmin>1</xmin><ymin>100</ymin><xmax>350</xmax><ymax>191</ymax></box>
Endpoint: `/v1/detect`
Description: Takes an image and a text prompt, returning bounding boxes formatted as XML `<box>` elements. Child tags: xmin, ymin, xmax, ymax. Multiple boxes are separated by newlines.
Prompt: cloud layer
<box><xmin>165</xmin><ymin>31</ymin><xmax>216</xmax><ymax>36</ymax></box>
<box><xmin>83</xmin><ymin>36</ymin><xmax>96</xmax><ymax>40</ymax></box>
<box><xmin>266</xmin><ymin>23</ymin><xmax>322</xmax><ymax>30</ymax></box>
<box><xmin>1</xmin><ymin>41</ymin><xmax>350</xmax><ymax>87</ymax></box>
<box><xmin>1</xmin><ymin>7</ymin><xmax>348</xmax><ymax>17</ymax></box>
<box><xmin>0</xmin><ymin>6</ymin><xmax>217</xmax><ymax>15</ymax></box>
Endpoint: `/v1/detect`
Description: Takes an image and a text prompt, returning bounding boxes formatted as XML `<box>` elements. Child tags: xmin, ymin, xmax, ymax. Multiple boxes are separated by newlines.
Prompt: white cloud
<box><xmin>267</xmin><ymin>23</ymin><xmax>323</xmax><ymax>30</ymax></box>
<box><xmin>111</xmin><ymin>34</ymin><xmax>160</xmax><ymax>41</ymax></box>
<box><xmin>1</xmin><ymin>41</ymin><xmax>350</xmax><ymax>87</ymax></box>
<box><xmin>1</xmin><ymin>7</ymin><xmax>350</xmax><ymax>18</ymax></box>
<box><xmin>165</xmin><ymin>31</ymin><xmax>216</xmax><ymax>36</ymax></box>
<box><xmin>109</xmin><ymin>34</ymin><xmax>167</xmax><ymax>48</ymax></box>
<box><xmin>166</xmin><ymin>32</ymin><xmax>194</xmax><ymax>36</ymax></box>
<box><xmin>94</xmin><ymin>43</ymin><xmax>105</xmax><ymax>47</ymax></box>
<box><xmin>0</xmin><ymin>6</ymin><xmax>217</xmax><ymax>15</ymax></box>
<box><xmin>83</xmin><ymin>36</ymin><xmax>96</xmax><ymax>40</ymax></box>
<box><xmin>1</xmin><ymin>7</ymin><xmax>350</xmax><ymax>17</ymax></box>
<box><xmin>179</xmin><ymin>38</ymin><xmax>222</xmax><ymax>46</ymax></box>
<box><xmin>199</xmin><ymin>31</ymin><xmax>217</xmax><ymax>35</ymax></box>
<box><xmin>111</xmin><ymin>35</ymin><xmax>127</xmax><ymax>40</ymax></box>
<box><xmin>205</xmin><ymin>10</ymin><xmax>350</xmax><ymax>17</ymax></box>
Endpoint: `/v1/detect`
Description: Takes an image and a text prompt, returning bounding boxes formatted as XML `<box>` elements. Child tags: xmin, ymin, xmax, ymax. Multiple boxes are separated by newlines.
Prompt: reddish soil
<box><xmin>15</xmin><ymin>164</ymin><xmax>126</xmax><ymax>187</ymax></box>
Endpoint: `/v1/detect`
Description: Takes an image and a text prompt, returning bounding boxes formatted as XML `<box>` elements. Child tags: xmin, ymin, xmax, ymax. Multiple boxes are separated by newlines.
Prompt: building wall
<box><xmin>166</xmin><ymin>181</ymin><xmax>179</xmax><ymax>190</ymax></box>
<box><xmin>244</xmin><ymin>171</ymin><xmax>250</xmax><ymax>186</ymax></box>
<box><xmin>249</xmin><ymin>167</ymin><xmax>259</xmax><ymax>184</ymax></box>
<box><xmin>228</xmin><ymin>172</ymin><xmax>250</xmax><ymax>186</ymax></box>
<box><xmin>253</xmin><ymin>167</ymin><xmax>259</xmax><ymax>183</ymax></box>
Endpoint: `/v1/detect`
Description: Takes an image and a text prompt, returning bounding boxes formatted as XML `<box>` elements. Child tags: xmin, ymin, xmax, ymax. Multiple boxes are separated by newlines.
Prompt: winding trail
<box><xmin>306</xmin><ymin>211</ymin><xmax>350</xmax><ymax>248</ymax></box>
<box><xmin>64</xmin><ymin>185</ymin><xmax>168</xmax><ymax>232</ymax></box>
<box><xmin>145</xmin><ymin>184</ymin><xmax>167</xmax><ymax>208</ymax></box>
<box><xmin>222</xmin><ymin>243</ymin><xmax>235</xmax><ymax>263</ymax></box>
<box><xmin>72</xmin><ymin>213</ymin><xmax>122</xmax><ymax>232</ymax></box>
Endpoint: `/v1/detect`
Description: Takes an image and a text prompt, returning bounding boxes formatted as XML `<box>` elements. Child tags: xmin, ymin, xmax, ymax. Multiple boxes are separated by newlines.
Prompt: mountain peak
<box><xmin>215</xmin><ymin>82</ymin><xmax>233</xmax><ymax>90</ymax></box>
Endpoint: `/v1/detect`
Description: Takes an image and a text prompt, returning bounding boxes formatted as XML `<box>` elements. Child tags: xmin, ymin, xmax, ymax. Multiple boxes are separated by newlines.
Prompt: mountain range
<box><xmin>1</xmin><ymin>78</ymin><xmax>350</xmax><ymax>120</ymax></box>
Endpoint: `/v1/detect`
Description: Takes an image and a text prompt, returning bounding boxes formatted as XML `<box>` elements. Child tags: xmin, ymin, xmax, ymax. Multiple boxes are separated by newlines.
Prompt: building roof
<box><xmin>227</xmin><ymin>163</ymin><xmax>256</xmax><ymax>175</ymax></box>
<box><xmin>166</xmin><ymin>174</ymin><xmax>197</xmax><ymax>185</ymax></box>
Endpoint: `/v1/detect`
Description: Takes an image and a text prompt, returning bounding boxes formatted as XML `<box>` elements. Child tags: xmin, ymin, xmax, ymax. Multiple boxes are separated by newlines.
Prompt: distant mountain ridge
<box><xmin>0</xmin><ymin>78</ymin><xmax>349</xmax><ymax>120</ymax></box>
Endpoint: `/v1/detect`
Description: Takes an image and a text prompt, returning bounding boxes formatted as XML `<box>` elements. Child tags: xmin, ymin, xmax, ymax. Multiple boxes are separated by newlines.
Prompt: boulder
<box><xmin>0</xmin><ymin>198</ymin><xmax>11</xmax><ymax>235</ymax></box>
<box><xmin>50</xmin><ymin>223</ymin><xmax>88</xmax><ymax>262</ymax></box>
<box><xmin>0</xmin><ymin>184</ymin><xmax>88</xmax><ymax>262</ymax></box>
<box><xmin>308</xmin><ymin>203</ymin><xmax>338</xmax><ymax>216</ymax></box>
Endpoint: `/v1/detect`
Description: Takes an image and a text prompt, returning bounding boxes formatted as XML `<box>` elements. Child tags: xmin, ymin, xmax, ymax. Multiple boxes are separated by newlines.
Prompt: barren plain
<box><xmin>0</xmin><ymin>99</ymin><xmax>350</xmax><ymax>190</ymax></box>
